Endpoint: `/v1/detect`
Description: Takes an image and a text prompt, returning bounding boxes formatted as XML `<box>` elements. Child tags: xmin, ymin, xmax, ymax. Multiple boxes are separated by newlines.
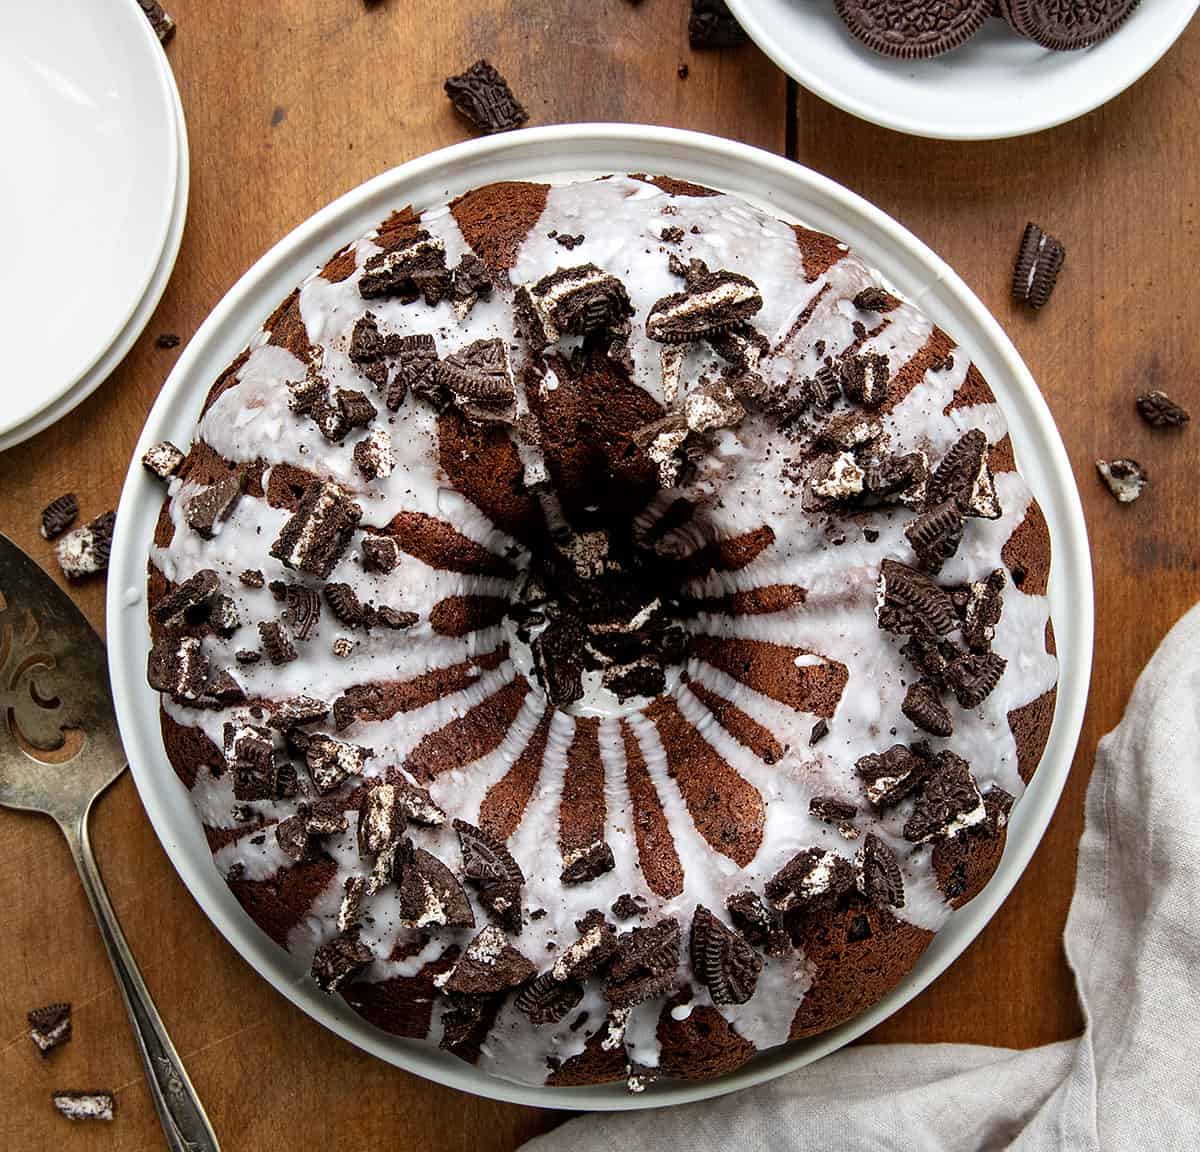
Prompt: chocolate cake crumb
<box><xmin>611</xmin><ymin>893</ymin><xmax>647</xmax><ymax>920</ymax></box>
<box><xmin>444</xmin><ymin>60</ymin><xmax>528</xmax><ymax>135</ymax></box>
<box><xmin>137</xmin><ymin>0</ymin><xmax>175</xmax><ymax>43</ymax></box>
<box><xmin>55</xmin><ymin>511</ymin><xmax>115</xmax><ymax>580</ymax></box>
<box><xmin>554</xmin><ymin>233</ymin><xmax>586</xmax><ymax>250</ymax></box>
<box><xmin>688</xmin><ymin>0</ymin><xmax>748</xmax><ymax>48</ymax></box>
<box><xmin>1096</xmin><ymin>458</ymin><xmax>1147</xmax><ymax>503</ymax></box>
<box><xmin>1136</xmin><ymin>390</ymin><xmax>1190</xmax><ymax>428</ymax></box>
<box><xmin>52</xmin><ymin>1091</ymin><xmax>114</xmax><ymax>1122</ymax></box>
<box><xmin>27</xmin><ymin>1002</ymin><xmax>71</xmax><ymax>1057</ymax></box>
<box><xmin>39</xmin><ymin>493</ymin><xmax>78</xmax><ymax>540</ymax></box>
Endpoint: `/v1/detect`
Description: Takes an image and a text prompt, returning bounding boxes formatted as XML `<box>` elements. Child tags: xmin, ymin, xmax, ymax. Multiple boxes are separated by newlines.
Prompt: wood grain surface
<box><xmin>1</xmin><ymin>0</ymin><xmax>1196</xmax><ymax>1147</ymax></box>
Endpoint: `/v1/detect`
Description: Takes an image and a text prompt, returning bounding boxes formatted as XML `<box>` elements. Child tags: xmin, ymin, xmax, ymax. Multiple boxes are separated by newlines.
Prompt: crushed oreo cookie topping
<box><xmin>857</xmin><ymin>832</ymin><xmax>905</xmax><ymax>907</ymax></box>
<box><xmin>1136</xmin><ymin>390</ymin><xmax>1189</xmax><ymax>428</ymax></box>
<box><xmin>928</xmin><ymin>429</ymin><xmax>1000</xmax><ymax>519</ymax></box>
<box><xmin>52</xmin><ymin>1091</ymin><xmax>115</xmax><ymax>1122</ymax></box>
<box><xmin>55</xmin><ymin>511</ymin><xmax>115</xmax><ymax>580</ymax></box>
<box><xmin>270</xmin><ymin>482</ymin><xmax>362</xmax><ymax>578</ymax></box>
<box><xmin>904</xmin><ymin>751</ymin><xmax>985</xmax><ymax>843</ymax></box>
<box><xmin>311</xmin><ymin>930</ymin><xmax>373</xmax><ymax>993</ymax></box>
<box><xmin>27</xmin><ymin>1002</ymin><xmax>72</xmax><ymax>1056</ymax></box>
<box><xmin>688</xmin><ymin>0</ymin><xmax>748</xmax><ymax>48</ymax></box>
<box><xmin>902</xmin><ymin>677</ymin><xmax>954</xmax><ymax>737</ymax></box>
<box><xmin>444</xmin><ymin>59</ymin><xmax>528</xmax><ymax>134</ymax></box>
<box><xmin>856</xmin><ymin>743</ymin><xmax>931</xmax><ymax>808</ymax></box>
<box><xmin>904</xmin><ymin>500</ymin><xmax>964</xmax><ymax>574</ymax></box>
<box><xmin>515</xmin><ymin>972</ymin><xmax>585</xmax><ymax>1025</ymax></box>
<box><xmin>647</xmin><ymin>259</ymin><xmax>762</xmax><ymax>342</ymax></box>
<box><xmin>39</xmin><ymin>493</ymin><xmax>79</xmax><ymax>540</ymax></box>
<box><xmin>876</xmin><ymin>559</ymin><xmax>958</xmax><ymax>636</ymax></box>
<box><xmin>137</xmin><ymin>0</ymin><xmax>175</xmax><ymax>42</ymax></box>
<box><xmin>141</xmin><ymin>440</ymin><xmax>186</xmax><ymax>480</ymax></box>
<box><xmin>1096</xmin><ymin>458</ymin><xmax>1147</xmax><ymax>503</ymax></box>
<box><xmin>690</xmin><ymin>905</ymin><xmax>762</xmax><ymax>1005</ymax></box>
<box><xmin>726</xmin><ymin>889</ymin><xmax>790</xmax><ymax>956</ymax></box>
<box><xmin>1012</xmin><ymin>222</ymin><xmax>1065</xmax><ymax>309</ymax></box>
<box><xmin>765</xmin><ymin>847</ymin><xmax>856</xmax><ymax>912</ymax></box>
<box><xmin>606</xmin><ymin>918</ymin><xmax>680</xmax><ymax>1008</ymax></box>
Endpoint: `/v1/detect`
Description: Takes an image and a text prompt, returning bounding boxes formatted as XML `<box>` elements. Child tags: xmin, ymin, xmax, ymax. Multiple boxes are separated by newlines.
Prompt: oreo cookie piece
<box><xmin>647</xmin><ymin>259</ymin><xmax>762</xmax><ymax>343</ymax></box>
<box><xmin>1136</xmin><ymin>390</ymin><xmax>1189</xmax><ymax>428</ymax></box>
<box><xmin>690</xmin><ymin>905</ymin><xmax>762</xmax><ymax>1005</ymax></box>
<box><xmin>515</xmin><ymin>973</ymin><xmax>585</xmax><ymax>1026</ymax></box>
<box><xmin>902</xmin><ymin>677</ymin><xmax>954</xmax><ymax>737</ymax></box>
<box><xmin>54</xmin><ymin>511</ymin><xmax>115</xmax><ymax>580</ymax></box>
<box><xmin>1096</xmin><ymin>457</ymin><xmax>1147</xmax><ymax>503</ymax></box>
<box><xmin>1012</xmin><ymin>222</ymin><xmax>1066</xmax><ymax>309</ymax></box>
<box><xmin>359</xmin><ymin>231</ymin><xmax>449</xmax><ymax>304</ymax></box>
<box><xmin>834</xmin><ymin>0</ymin><xmax>990</xmax><ymax>59</ymax></box>
<box><xmin>875</xmin><ymin>559</ymin><xmax>958</xmax><ymax>637</ymax></box>
<box><xmin>515</xmin><ymin>264</ymin><xmax>633</xmax><ymax>351</ymax></box>
<box><xmin>185</xmin><ymin>475</ymin><xmax>244</xmax><ymax>538</ymax></box>
<box><xmin>440</xmin><ymin>338</ymin><xmax>515</xmax><ymax>409</ymax></box>
<box><xmin>857</xmin><ymin>833</ymin><xmax>905</xmax><ymax>908</ymax></box>
<box><xmin>137</xmin><ymin>0</ymin><xmax>175</xmax><ymax>43</ymax></box>
<box><xmin>399</xmin><ymin>848</ymin><xmax>475</xmax><ymax>928</ymax></box>
<box><xmin>52</xmin><ymin>1091</ymin><xmax>115</xmax><ymax>1122</ymax></box>
<box><xmin>444</xmin><ymin>59</ymin><xmax>528</xmax><ymax>135</ymax></box>
<box><xmin>606</xmin><ymin>917</ymin><xmax>680</xmax><ymax>1008</ymax></box>
<box><xmin>999</xmin><ymin>0</ymin><xmax>1141</xmax><ymax>50</ymax></box>
<box><xmin>454</xmin><ymin>819</ymin><xmax>525</xmax><ymax>886</ymax></box>
<box><xmin>270</xmin><ymin>481</ymin><xmax>362</xmax><ymax>578</ymax></box>
<box><xmin>688</xmin><ymin>0</ymin><xmax>748</xmax><ymax>48</ymax></box>
<box><xmin>765</xmin><ymin>847</ymin><xmax>856</xmax><ymax>912</ymax></box>
<box><xmin>439</xmin><ymin>926</ymin><xmax>536</xmax><ymax>995</ymax></box>
<box><xmin>856</xmin><ymin>742</ymin><xmax>932</xmax><ymax>807</ymax></box>
<box><xmin>904</xmin><ymin>750</ymin><xmax>986</xmax><ymax>843</ymax></box>
<box><xmin>28</xmin><ymin>1002</ymin><xmax>72</xmax><ymax>1057</ymax></box>
<box><xmin>141</xmin><ymin>440</ymin><xmax>186</xmax><ymax>480</ymax></box>
<box><xmin>40</xmin><ymin>493</ymin><xmax>78</xmax><ymax>540</ymax></box>
<box><xmin>311</xmin><ymin>931</ymin><xmax>373</xmax><ymax>993</ymax></box>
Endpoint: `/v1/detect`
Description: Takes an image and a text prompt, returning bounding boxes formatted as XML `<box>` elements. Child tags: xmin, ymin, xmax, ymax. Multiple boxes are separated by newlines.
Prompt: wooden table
<box><xmin>3</xmin><ymin>1</ymin><xmax>1197</xmax><ymax>1147</ymax></box>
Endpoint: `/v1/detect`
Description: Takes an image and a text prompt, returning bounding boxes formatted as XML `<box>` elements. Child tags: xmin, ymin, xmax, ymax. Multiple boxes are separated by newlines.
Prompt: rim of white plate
<box><xmin>107</xmin><ymin>125</ymin><xmax>1093</xmax><ymax>1111</ymax></box>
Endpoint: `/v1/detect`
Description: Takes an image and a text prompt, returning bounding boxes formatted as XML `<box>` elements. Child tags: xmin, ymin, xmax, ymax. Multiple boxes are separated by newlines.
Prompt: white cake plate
<box><xmin>107</xmin><ymin>125</ymin><xmax>1093</xmax><ymax>1110</ymax></box>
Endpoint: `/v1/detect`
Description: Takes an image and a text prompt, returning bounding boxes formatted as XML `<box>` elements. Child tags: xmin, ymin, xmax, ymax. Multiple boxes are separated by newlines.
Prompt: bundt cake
<box><xmin>144</xmin><ymin>173</ymin><xmax>1058</xmax><ymax>1090</ymax></box>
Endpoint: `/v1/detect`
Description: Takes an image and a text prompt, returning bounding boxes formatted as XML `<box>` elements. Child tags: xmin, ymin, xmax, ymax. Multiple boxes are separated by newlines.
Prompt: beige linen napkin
<box><xmin>523</xmin><ymin>605</ymin><xmax>1200</xmax><ymax>1150</ymax></box>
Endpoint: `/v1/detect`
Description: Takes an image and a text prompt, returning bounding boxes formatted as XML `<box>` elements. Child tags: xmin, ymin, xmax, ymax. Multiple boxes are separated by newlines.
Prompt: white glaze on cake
<box><xmin>149</xmin><ymin>175</ymin><xmax>1057</xmax><ymax>1088</ymax></box>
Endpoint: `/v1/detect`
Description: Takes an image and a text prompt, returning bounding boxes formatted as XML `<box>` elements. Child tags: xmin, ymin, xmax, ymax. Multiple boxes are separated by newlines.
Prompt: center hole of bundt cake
<box><xmin>504</xmin><ymin>517</ymin><xmax>693</xmax><ymax>714</ymax></box>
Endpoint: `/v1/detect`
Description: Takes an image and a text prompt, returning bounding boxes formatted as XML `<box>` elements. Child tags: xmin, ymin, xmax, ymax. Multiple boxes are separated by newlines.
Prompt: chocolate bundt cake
<box><xmin>145</xmin><ymin>174</ymin><xmax>1058</xmax><ymax>1090</ymax></box>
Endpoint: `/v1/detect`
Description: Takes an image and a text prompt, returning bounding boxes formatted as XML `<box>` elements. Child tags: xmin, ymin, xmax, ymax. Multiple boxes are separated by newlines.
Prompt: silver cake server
<box><xmin>0</xmin><ymin>532</ymin><xmax>219</xmax><ymax>1151</ymax></box>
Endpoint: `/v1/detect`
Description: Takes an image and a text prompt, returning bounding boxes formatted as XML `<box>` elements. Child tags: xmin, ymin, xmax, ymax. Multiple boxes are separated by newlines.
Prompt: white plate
<box><xmin>107</xmin><ymin>125</ymin><xmax>1093</xmax><ymax>1110</ymax></box>
<box><xmin>0</xmin><ymin>0</ymin><xmax>178</xmax><ymax>439</ymax></box>
<box><xmin>0</xmin><ymin>31</ymin><xmax>188</xmax><ymax>454</ymax></box>
<box><xmin>727</xmin><ymin>0</ymin><xmax>1198</xmax><ymax>140</ymax></box>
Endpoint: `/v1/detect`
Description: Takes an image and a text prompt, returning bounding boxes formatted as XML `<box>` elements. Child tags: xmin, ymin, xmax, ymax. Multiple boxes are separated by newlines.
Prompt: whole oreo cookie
<box><xmin>834</xmin><ymin>0</ymin><xmax>991</xmax><ymax>59</ymax></box>
<box><xmin>998</xmin><ymin>0</ymin><xmax>1141</xmax><ymax>50</ymax></box>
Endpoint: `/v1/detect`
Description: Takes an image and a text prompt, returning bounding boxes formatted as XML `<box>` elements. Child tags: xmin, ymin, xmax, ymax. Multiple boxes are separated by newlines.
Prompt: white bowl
<box><xmin>0</xmin><ymin>26</ymin><xmax>189</xmax><ymax>453</ymax></box>
<box><xmin>726</xmin><ymin>0</ymin><xmax>1198</xmax><ymax>140</ymax></box>
<box><xmin>107</xmin><ymin>125</ymin><xmax>1093</xmax><ymax>1110</ymax></box>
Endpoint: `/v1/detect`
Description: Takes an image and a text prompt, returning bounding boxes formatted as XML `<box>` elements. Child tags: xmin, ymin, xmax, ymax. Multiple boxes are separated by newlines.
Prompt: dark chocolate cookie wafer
<box><xmin>1012</xmin><ymin>222</ymin><xmax>1065</xmax><ymax>309</ymax></box>
<box><xmin>834</xmin><ymin>0</ymin><xmax>991</xmax><ymax>59</ymax></box>
<box><xmin>999</xmin><ymin>0</ymin><xmax>1141</xmax><ymax>50</ymax></box>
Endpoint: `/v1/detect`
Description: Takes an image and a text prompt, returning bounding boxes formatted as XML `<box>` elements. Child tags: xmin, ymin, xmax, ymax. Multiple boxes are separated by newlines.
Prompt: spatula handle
<box><xmin>62</xmin><ymin>807</ymin><xmax>220</xmax><ymax>1152</ymax></box>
